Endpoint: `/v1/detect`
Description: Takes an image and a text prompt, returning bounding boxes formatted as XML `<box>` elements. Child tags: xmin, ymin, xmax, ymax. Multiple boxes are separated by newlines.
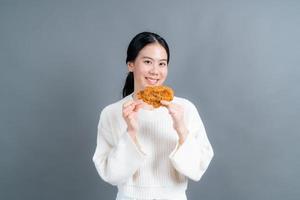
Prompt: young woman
<box><xmin>92</xmin><ymin>32</ymin><xmax>214</xmax><ymax>200</ymax></box>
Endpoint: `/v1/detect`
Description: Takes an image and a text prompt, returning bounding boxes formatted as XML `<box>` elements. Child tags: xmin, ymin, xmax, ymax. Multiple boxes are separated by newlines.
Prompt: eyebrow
<box><xmin>142</xmin><ymin>56</ymin><xmax>167</xmax><ymax>62</ymax></box>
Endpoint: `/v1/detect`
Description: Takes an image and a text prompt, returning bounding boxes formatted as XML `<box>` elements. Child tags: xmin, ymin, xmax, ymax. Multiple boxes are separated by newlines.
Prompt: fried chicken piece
<box><xmin>137</xmin><ymin>85</ymin><xmax>174</xmax><ymax>108</ymax></box>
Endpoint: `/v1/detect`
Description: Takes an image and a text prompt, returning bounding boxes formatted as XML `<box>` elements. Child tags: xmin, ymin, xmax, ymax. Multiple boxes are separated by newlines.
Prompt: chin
<box><xmin>145</xmin><ymin>83</ymin><xmax>161</xmax><ymax>87</ymax></box>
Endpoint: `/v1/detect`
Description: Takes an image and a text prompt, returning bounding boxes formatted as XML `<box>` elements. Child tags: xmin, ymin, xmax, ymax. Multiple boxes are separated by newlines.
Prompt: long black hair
<box><xmin>122</xmin><ymin>32</ymin><xmax>170</xmax><ymax>98</ymax></box>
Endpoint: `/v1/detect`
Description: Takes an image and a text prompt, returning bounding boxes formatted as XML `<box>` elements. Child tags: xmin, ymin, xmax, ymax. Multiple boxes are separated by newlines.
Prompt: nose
<box><xmin>149</xmin><ymin>63</ymin><xmax>159</xmax><ymax>75</ymax></box>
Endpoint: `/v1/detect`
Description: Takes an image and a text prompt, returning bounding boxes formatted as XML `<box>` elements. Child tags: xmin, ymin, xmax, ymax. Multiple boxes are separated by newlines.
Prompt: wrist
<box><xmin>127</xmin><ymin>128</ymin><xmax>138</xmax><ymax>143</ymax></box>
<box><xmin>175</xmin><ymin>125</ymin><xmax>188</xmax><ymax>136</ymax></box>
<box><xmin>176</xmin><ymin>126</ymin><xmax>188</xmax><ymax>145</ymax></box>
<box><xmin>127</xmin><ymin>126</ymin><xmax>137</xmax><ymax>134</ymax></box>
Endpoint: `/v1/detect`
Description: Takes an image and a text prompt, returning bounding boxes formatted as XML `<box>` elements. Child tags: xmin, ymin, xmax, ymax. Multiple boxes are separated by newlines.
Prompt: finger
<box><xmin>135</xmin><ymin>99</ymin><xmax>144</xmax><ymax>104</ymax></box>
<box><xmin>123</xmin><ymin>109</ymin><xmax>130</xmax><ymax>118</ymax></box>
<box><xmin>123</xmin><ymin>104</ymin><xmax>135</xmax><ymax>113</ymax></box>
<box><xmin>123</xmin><ymin>109</ymin><xmax>134</xmax><ymax>118</ymax></box>
<box><xmin>123</xmin><ymin>104</ymin><xmax>136</xmax><ymax>114</ymax></box>
<box><xmin>127</xmin><ymin>113</ymin><xmax>136</xmax><ymax>123</ymax></box>
<box><xmin>134</xmin><ymin>101</ymin><xmax>144</xmax><ymax>108</ymax></box>
<box><xmin>168</xmin><ymin>107</ymin><xmax>177</xmax><ymax>115</ymax></box>
<box><xmin>160</xmin><ymin>100</ymin><xmax>171</xmax><ymax>107</ymax></box>
<box><xmin>171</xmin><ymin>104</ymin><xmax>183</xmax><ymax>113</ymax></box>
<box><xmin>167</xmin><ymin>103</ymin><xmax>182</xmax><ymax>111</ymax></box>
<box><xmin>125</xmin><ymin>102</ymin><xmax>143</xmax><ymax>115</ymax></box>
<box><xmin>134</xmin><ymin>99</ymin><xmax>145</xmax><ymax>107</ymax></box>
<box><xmin>123</xmin><ymin>100</ymin><xmax>134</xmax><ymax>108</ymax></box>
<box><xmin>133</xmin><ymin>102</ymin><xmax>144</xmax><ymax>112</ymax></box>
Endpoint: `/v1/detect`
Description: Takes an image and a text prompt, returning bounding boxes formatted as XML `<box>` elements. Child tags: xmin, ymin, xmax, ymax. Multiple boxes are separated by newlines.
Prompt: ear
<box><xmin>127</xmin><ymin>62</ymin><xmax>134</xmax><ymax>72</ymax></box>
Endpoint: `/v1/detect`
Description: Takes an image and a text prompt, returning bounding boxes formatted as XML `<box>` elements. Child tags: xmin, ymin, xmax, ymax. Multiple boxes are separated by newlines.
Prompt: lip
<box><xmin>145</xmin><ymin>77</ymin><xmax>159</xmax><ymax>85</ymax></box>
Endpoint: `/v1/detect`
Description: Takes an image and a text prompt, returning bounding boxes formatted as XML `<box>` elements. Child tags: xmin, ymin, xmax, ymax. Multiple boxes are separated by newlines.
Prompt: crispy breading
<box><xmin>137</xmin><ymin>86</ymin><xmax>174</xmax><ymax>108</ymax></box>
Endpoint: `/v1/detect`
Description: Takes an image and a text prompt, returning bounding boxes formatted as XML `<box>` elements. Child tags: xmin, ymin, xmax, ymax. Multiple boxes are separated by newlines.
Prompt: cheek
<box><xmin>162</xmin><ymin>68</ymin><xmax>168</xmax><ymax>77</ymax></box>
<box><xmin>134</xmin><ymin>68</ymin><xmax>148</xmax><ymax>79</ymax></box>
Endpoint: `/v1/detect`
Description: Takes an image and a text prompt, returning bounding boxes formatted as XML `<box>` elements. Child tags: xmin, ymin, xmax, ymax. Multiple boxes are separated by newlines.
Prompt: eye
<box><xmin>159</xmin><ymin>62</ymin><xmax>167</xmax><ymax>67</ymax></box>
<box><xmin>144</xmin><ymin>60</ymin><xmax>152</xmax><ymax>64</ymax></box>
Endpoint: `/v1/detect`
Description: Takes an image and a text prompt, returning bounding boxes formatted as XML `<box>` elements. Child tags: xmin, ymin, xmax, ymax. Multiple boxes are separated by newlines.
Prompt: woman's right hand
<box><xmin>122</xmin><ymin>99</ymin><xmax>144</xmax><ymax>139</ymax></box>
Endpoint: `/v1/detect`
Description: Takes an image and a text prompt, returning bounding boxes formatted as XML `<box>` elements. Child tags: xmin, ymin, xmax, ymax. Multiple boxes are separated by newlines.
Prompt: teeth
<box><xmin>146</xmin><ymin>77</ymin><xmax>158</xmax><ymax>85</ymax></box>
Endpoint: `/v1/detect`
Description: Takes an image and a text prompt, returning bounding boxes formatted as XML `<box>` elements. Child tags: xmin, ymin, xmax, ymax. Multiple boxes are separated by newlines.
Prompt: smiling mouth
<box><xmin>145</xmin><ymin>77</ymin><xmax>159</xmax><ymax>85</ymax></box>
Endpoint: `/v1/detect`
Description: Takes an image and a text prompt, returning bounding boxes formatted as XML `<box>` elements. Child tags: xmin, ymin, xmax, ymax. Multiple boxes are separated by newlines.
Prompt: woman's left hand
<box><xmin>160</xmin><ymin>100</ymin><xmax>189</xmax><ymax>144</ymax></box>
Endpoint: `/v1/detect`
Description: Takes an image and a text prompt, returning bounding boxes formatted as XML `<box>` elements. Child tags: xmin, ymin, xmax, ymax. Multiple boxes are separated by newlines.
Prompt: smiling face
<box><xmin>128</xmin><ymin>43</ymin><xmax>168</xmax><ymax>95</ymax></box>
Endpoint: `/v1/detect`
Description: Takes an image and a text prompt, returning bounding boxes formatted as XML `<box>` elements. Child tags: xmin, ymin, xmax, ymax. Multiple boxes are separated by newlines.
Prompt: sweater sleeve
<box><xmin>92</xmin><ymin>108</ymin><xmax>147</xmax><ymax>186</ymax></box>
<box><xmin>169</xmin><ymin>101</ymin><xmax>214</xmax><ymax>182</ymax></box>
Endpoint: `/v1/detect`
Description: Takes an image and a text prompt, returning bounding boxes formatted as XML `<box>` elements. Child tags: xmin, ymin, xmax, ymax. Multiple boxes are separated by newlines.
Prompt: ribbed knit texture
<box><xmin>93</xmin><ymin>93</ymin><xmax>214</xmax><ymax>200</ymax></box>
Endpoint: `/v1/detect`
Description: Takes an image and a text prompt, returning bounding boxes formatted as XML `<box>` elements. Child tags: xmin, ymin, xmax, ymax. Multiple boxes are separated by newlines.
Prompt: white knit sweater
<box><xmin>92</xmin><ymin>93</ymin><xmax>214</xmax><ymax>199</ymax></box>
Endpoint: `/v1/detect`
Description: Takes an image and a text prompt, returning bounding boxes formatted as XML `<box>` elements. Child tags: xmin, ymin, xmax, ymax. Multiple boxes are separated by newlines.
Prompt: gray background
<box><xmin>0</xmin><ymin>0</ymin><xmax>299</xmax><ymax>200</ymax></box>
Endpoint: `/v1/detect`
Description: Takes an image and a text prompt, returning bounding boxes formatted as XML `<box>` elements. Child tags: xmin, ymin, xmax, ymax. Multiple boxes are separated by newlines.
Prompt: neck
<box><xmin>132</xmin><ymin>91</ymin><xmax>138</xmax><ymax>100</ymax></box>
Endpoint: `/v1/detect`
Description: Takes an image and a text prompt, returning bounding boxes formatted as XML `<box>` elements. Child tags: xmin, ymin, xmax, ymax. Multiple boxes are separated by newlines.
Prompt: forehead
<box><xmin>138</xmin><ymin>43</ymin><xmax>168</xmax><ymax>60</ymax></box>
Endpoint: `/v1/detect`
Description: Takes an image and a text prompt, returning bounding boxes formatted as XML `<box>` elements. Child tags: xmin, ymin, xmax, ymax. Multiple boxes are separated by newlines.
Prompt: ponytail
<box><xmin>122</xmin><ymin>72</ymin><xmax>134</xmax><ymax>98</ymax></box>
